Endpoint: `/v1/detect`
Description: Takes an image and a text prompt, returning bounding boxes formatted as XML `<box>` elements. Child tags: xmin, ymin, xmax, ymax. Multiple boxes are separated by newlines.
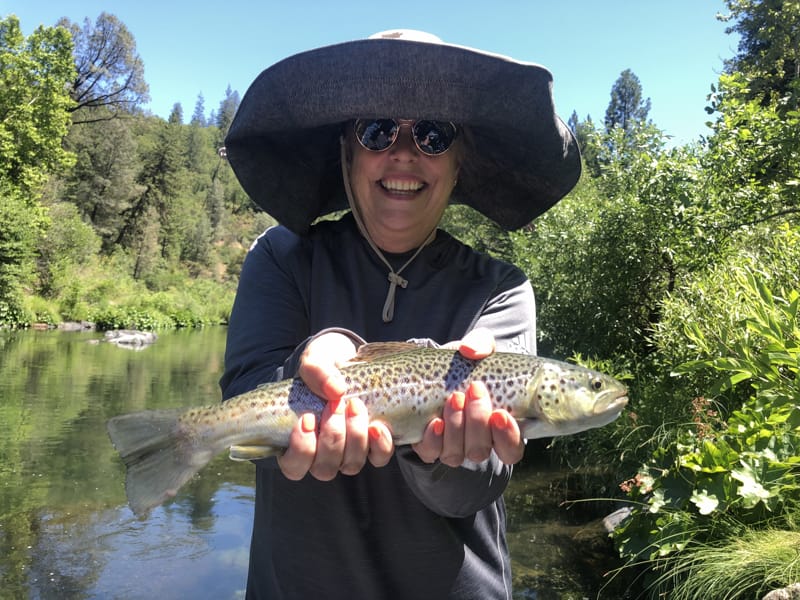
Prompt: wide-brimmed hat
<box><xmin>225</xmin><ymin>30</ymin><xmax>581</xmax><ymax>234</ymax></box>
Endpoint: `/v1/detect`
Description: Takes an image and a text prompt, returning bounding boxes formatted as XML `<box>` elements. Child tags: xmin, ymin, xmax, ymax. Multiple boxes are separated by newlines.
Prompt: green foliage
<box><xmin>36</xmin><ymin>202</ymin><xmax>102</xmax><ymax>297</ymax></box>
<box><xmin>703</xmin><ymin>72</ymin><xmax>800</xmax><ymax>230</ymax></box>
<box><xmin>440</xmin><ymin>204</ymin><xmax>514</xmax><ymax>261</ymax></box>
<box><xmin>604</xmin><ymin>68</ymin><xmax>652</xmax><ymax>131</ymax></box>
<box><xmin>613</xmin><ymin>266</ymin><xmax>800</xmax><ymax>595</ymax></box>
<box><xmin>0</xmin><ymin>15</ymin><xmax>75</xmax><ymax>192</ymax></box>
<box><xmin>0</xmin><ymin>182</ymin><xmax>49</xmax><ymax>326</ymax></box>
<box><xmin>652</xmin><ymin>529</ymin><xmax>800</xmax><ymax>600</ymax></box>
<box><xmin>58</xmin><ymin>12</ymin><xmax>148</xmax><ymax>118</ymax></box>
<box><xmin>513</xmin><ymin>123</ymin><xmax>708</xmax><ymax>360</ymax></box>
<box><xmin>63</xmin><ymin>113</ymin><xmax>144</xmax><ymax>251</ymax></box>
<box><xmin>719</xmin><ymin>0</ymin><xmax>800</xmax><ymax>107</ymax></box>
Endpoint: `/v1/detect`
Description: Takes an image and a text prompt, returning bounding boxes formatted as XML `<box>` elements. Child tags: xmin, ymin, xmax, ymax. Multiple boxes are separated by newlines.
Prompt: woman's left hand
<box><xmin>412</xmin><ymin>329</ymin><xmax>526</xmax><ymax>466</ymax></box>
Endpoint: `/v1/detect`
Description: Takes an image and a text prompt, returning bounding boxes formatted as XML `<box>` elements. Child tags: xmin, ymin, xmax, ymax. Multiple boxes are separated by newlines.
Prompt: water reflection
<box><xmin>0</xmin><ymin>328</ymin><xmax>625</xmax><ymax>599</ymax></box>
<box><xmin>0</xmin><ymin>328</ymin><xmax>253</xmax><ymax>599</ymax></box>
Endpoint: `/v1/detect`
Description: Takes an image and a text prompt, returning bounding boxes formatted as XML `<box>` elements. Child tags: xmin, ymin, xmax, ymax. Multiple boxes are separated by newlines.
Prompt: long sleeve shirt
<box><xmin>220</xmin><ymin>213</ymin><xmax>536</xmax><ymax>600</ymax></box>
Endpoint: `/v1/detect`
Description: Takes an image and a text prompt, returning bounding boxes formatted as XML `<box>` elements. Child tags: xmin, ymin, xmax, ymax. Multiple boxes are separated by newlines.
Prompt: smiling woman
<box><xmin>220</xmin><ymin>28</ymin><xmax>581</xmax><ymax>600</ymax></box>
<box><xmin>345</xmin><ymin>118</ymin><xmax>461</xmax><ymax>253</ymax></box>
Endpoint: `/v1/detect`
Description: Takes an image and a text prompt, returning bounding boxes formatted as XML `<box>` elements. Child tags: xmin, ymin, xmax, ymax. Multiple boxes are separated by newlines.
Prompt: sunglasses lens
<box><xmin>412</xmin><ymin>120</ymin><xmax>458</xmax><ymax>155</ymax></box>
<box><xmin>354</xmin><ymin>119</ymin><xmax>458</xmax><ymax>155</ymax></box>
<box><xmin>354</xmin><ymin>119</ymin><xmax>399</xmax><ymax>152</ymax></box>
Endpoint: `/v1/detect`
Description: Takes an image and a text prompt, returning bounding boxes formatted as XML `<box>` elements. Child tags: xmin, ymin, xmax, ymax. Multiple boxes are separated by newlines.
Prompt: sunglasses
<box><xmin>354</xmin><ymin>118</ymin><xmax>458</xmax><ymax>156</ymax></box>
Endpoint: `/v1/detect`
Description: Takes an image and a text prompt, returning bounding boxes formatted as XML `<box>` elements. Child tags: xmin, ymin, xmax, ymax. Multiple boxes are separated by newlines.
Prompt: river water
<box><xmin>0</xmin><ymin>328</ymin><xmax>628</xmax><ymax>599</ymax></box>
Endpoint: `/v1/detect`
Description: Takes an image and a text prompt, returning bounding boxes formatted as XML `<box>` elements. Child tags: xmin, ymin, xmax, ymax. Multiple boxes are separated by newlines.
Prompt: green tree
<box><xmin>703</xmin><ymin>72</ymin><xmax>800</xmax><ymax>230</ymax></box>
<box><xmin>168</xmin><ymin>102</ymin><xmax>183</xmax><ymax>125</ymax></box>
<box><xmin>0</xmin><ymin>15</ymin><xmax>75</xmax><ymax>323</ymax></box>
<box><xmin>604</xmin><ymin>68</ymin><xmax>651</xmax><ymax>131</ymax></box>
<box><xmin>719</xmin><ymin>0</ymin><xmax>800</xmax><ymax>108</ymax></box>
<box><xmin>62</xmin><ymin>114</ymin><xmax>145</xmax><ymax>251</ymax></box>
<box><xmin>514</xmin><ymin>122</ymin><xmax>706</xmax><ymax>360</ymax></box>
<box><xmin>58</xmin><ymin>12</ymin><xmax>149</xmax><ymax>121</ymax></box>
<box><xmin>214</xmin><ymin>85</ymin><xmax>240</xmax><ymax>146</ymax></box>
<box><xmin>0</xmin><ymin>15</ymin><xmax>75</xmax><ymax>192</ymax></box>
<box><xmin>191</xmin><ymin>93</ymin><xmax>207</xmax><ymax>126</ymax></box>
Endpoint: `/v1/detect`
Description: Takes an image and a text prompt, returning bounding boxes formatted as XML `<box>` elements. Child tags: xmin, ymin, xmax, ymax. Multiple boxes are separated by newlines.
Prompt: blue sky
<box><xmin>8</xmin><ymin>1</ymin><xmax>738</xmax><ymax>145</ymax></box>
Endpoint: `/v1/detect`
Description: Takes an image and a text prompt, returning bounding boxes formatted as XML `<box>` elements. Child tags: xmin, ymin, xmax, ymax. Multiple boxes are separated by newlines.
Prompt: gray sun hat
<box><xmin>224</xmin><ymin>29</ymin><xmax>581</xmax><ymax>234</ymax></box>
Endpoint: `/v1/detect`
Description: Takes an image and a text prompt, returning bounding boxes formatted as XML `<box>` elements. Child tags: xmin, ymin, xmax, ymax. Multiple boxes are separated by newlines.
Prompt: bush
<box><xmin>613</xmin><ymin>263</ymin><xmax>800</xmax><ymax>596</ymax></box>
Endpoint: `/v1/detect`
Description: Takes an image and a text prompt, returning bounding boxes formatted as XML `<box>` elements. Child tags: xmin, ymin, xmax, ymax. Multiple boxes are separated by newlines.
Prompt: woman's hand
<box><xmin>412</xmin><ymin>328</ymin><xmax>525</xmax><ymax>467</ymax></box>
<box><xmin>277</xmin><ymin>332</ymin><xmax>394</xmax><ymax>481</ymax></box>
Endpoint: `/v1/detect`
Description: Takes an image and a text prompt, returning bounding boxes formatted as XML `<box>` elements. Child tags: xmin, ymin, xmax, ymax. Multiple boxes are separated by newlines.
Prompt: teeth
<box><xmin>381</xmin><ymin>179</ymin><xmax>424</xmax><ymax>192</ymax></box>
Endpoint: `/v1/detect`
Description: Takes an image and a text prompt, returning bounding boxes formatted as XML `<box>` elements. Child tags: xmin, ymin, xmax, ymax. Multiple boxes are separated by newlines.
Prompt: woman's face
<box><xmin>347</xmin><ymin>121</ymin><xmax>460</xmax><ymax>253</ymax></box>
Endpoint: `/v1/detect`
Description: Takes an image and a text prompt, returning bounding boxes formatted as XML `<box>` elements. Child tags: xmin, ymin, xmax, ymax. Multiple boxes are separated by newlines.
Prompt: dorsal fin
<box><xmin>346</xmin><ymin>341</ymin><xmax>424</xmax><ymax>364</ymax></box>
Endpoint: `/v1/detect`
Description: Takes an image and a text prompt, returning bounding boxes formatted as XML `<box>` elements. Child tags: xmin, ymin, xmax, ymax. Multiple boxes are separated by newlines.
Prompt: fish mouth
<box><xmin>593</xmin><ymin>389</ymin><xmax>629</xmax><ymax>416</ymax></box>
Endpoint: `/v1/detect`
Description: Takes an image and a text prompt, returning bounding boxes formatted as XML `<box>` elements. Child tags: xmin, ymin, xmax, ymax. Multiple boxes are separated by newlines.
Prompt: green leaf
<box><xmin>690</xmin><ymin>489</ymin><xmax>720</xmax><ymax>515</ymax></box>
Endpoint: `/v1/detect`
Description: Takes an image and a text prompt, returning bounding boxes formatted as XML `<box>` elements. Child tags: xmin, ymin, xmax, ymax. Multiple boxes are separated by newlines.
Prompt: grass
<box><xmin>652</xmin><ymin>529</ymin><xmax>800</xmax><ymax>600</ymax></box>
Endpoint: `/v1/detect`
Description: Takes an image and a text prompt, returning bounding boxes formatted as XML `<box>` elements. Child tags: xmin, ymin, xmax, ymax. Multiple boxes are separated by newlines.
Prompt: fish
<box><xmin>107</xmin><ymin>342</ymin><xmax>628</xmax><ymax>516</ymax></box>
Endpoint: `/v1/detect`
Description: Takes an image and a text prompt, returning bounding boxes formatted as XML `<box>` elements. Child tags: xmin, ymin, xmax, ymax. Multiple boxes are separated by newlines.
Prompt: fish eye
<box><xmin>591</xmin><ymin>378</ymin><xmax>603</xmax><ymax>391</ymax></box>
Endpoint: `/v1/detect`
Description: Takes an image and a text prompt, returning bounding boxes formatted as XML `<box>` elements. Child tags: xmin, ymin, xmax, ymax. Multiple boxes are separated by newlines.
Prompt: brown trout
<box><xmin>107</xmin><ymin>342</ymin><xmax>628</xmax><ymax>516</ymax></box>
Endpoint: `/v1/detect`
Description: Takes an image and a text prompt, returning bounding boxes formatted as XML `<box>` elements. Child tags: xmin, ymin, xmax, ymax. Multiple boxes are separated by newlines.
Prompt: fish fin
<box><xmin>229</xmin><ymin>445</ymin><xmax>282</xmax><ymax>461</ymax></box>
<box><xmin>517</xmin><ymin>418</ymin><xmax>556</xmax><ymax>440</ymax></box>
<box><xmin>347</xmin><ymin>341</ymin><xmax>422</xmax><ymax>364</ymax></box>
<box><xmin>107</xmin><ymin>409</ymin><xmax>213</xmax><ymax>518</ymax></box>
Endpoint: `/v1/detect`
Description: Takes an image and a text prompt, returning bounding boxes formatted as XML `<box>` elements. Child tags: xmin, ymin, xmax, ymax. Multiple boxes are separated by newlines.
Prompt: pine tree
<box><xmin>604</xmin><ymin>69</ymin><xmax>651</xmax><ymax>131</ymax></box>
<box><xmin>719</xmin><ymin>0</ymin><xmax>800</xmax><ymax>109</ymax></box>
<box><xmin>59</xmin><ymin>12</ymin><xmax>149</xmax><ymax>121</ymax></box>
<box><xmin>191</xmin><ymin>93</ymin><xmax>207</xmax><ymax>127</ymax></box>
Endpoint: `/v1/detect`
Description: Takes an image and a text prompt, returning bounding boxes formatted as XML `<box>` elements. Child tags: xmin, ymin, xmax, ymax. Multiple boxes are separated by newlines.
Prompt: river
<box><xmin>0</xmin><ymin>328</ymin><xmax>628</xmax><ymax>599</ymax></box>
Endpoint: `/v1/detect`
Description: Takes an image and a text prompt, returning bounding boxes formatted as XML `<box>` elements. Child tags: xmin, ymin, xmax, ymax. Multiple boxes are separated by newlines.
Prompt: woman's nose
<box><xmin>388</xmin><ymin>124</ymin><xmax>419</xmax><ymax>158</ymax></box>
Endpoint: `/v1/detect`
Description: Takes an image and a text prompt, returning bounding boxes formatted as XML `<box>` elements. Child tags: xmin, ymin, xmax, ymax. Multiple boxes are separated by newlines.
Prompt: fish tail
<box><xmin>107</xmin><ymin>409</ymin><xmax>214</xmax><ymax>517</ymax></box>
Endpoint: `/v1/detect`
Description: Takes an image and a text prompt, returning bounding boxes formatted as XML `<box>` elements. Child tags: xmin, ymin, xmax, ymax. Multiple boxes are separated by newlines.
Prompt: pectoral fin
<box><xmin>229</xmin><ymin>445</ymin><xmax>283</xmax><ymax>461</ymax></box>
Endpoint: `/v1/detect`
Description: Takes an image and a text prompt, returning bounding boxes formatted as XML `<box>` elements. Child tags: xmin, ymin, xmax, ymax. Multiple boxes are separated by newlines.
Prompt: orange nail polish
<box><xmin>329</xmin><ymin>397</ymin><xmax>343</xmax><ymax>415</ymax></box>
<box><xmin>490</xmin><ymin>411</ymin><xmax>507</xmax><ymax>429</ymax></box>
<box><xmin>301</xmin><ymin>413</ymin><xmax>316</xmax><ymax>433</ymax></box>
<box><xmin>468</xmin><ymin>381</ymin><xmax>486</xmax><ymax>398</ymax></box>
<box><xmin>433</xmin><ymin>419</ymin><xmax>445</xmax><ymax>436</ymax></box>
<box><xmin>450</xmin><ymin>392</ymin><xmax>465</xmax><ymax>411</ymax></box>
<box><xmin>368</xmin><ymin>424</ymin><xmax>382</xmax><ymax>441</ymax></box>
<box><xmin>345</xmin><ymin>399</ymin><xmax>360</xmax><ymax>418</ymax></box>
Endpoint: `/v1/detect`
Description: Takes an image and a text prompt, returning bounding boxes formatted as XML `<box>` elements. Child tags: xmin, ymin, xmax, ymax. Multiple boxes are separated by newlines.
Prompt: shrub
<box><xmin>613</xmin><ymin>265</ymin><xmax>800</xmax><ymax>596</ymax></box>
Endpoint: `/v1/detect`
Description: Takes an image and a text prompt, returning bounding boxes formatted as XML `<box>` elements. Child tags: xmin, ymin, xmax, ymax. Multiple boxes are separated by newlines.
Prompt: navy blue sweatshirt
<box><xmin>220</xmin><ymin>214</ymin><xmax>536</xmax><ymax>600</ymax></box>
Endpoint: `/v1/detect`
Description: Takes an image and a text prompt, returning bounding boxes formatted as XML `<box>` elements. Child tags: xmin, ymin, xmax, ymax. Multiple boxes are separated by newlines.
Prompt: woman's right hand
<box><xmin>276</xmin><ymin>332</ymin><xmax>395</xmax><ymax>481</ymax></box>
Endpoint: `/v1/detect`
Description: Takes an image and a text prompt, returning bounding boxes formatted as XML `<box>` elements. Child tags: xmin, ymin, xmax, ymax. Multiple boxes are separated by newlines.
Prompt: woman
<box><xmin>221</xmin><ymin>29</ymin><xmax>580</xmax><ymax>600</ymax></box>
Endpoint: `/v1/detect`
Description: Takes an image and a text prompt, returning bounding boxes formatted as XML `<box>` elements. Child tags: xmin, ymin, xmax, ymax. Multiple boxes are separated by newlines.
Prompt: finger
<box><xmin>298</xmin><ymin>359</ymin><xmax>347</xmax><ymax>401</ymax></box>
<box><xmin>309</xmin><ymin>397</ymin><xmax>347</xmax><ymax>481</ymax></box>
<box><xmin>459</xmin><ymin>328</ymin><xmax>496</xmax><ymax>360</ymax></box>
<box><xmin>490</xmin><ymin>410</ymin><xmax>525</xmax><ymax>465</ymax></box>
<box><xmin>298</xmin><ymin>333</ymin><xmax>356</xmax><ymax>400</ymax></box>
<box><xmin>340</xmin><ymin>398</ymin><xmax>369</xmax><ymax>475</ymax></box>
<box><xmin>367</xmin><ymin>422</ymin><xmax>395</xmax><ymax>468</ymax></box>
<box><xmin>276</xmin><ymin>413</ymin><xmax>317</xmax><ymax>481</ymax></box>
<box><xmin>412</xmin><ymin>418</ymin><xmax>444</xmax><ymax>463</ymax></box>
<box><xmin>440</xmin><ymin>391</ymin><xmax>466</xmax><ymax>467</ymax></box>
<box><xmin>464</xmin><ymin>381</ymin><xmax>493</xmax><ymax>463</ymax></box>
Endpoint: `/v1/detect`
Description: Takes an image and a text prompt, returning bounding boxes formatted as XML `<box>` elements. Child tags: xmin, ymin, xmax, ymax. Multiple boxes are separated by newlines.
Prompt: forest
<box><xmin>1</xmin><ymin>2</ymin><xmax>799</xmax><ymax>597</ymax></box>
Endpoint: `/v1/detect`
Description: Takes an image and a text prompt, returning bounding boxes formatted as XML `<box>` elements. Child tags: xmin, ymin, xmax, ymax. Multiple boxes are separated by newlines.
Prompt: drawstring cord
<box><xmin>340</xmin><ymin>137</ymin><xmax>436</xmax><ymax>322</ymax></box>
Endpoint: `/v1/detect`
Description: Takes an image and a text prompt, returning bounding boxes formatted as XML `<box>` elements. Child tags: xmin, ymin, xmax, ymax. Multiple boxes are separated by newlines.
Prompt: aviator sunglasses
<box><xmin>354</xmin><ymin>118</ymin><xmax>458</xmax><ymax>156</ymax></box>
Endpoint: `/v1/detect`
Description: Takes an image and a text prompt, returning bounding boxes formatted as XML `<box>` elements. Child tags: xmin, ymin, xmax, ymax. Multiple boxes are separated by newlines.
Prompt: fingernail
<box><xmin>368</xmin><ymin>424</ymin><xmax>382</xmax><ymax>441</ymax></box>
<box><xmin>346</xmin><ymin>399</ymin><xmax>362</xmax><ymax>418</ymax></box>
<box><xmin>433</xmin><ymin>419</ymin><xmax>445</xmax><ymax>436</ymax></box>
<box><xmin>324</xmin><ymin>375</ymin><xmax>347</xmax><ymax>400</ymax></box>
<box><xmin>450</xmin><ymin>392</ymin><xmax>465</xmax><ymax>411</ymax></box>
<box><xmin>329</xmin><ymin>397</ymin><xmax>345</xmax><ymax>415</ymax></box>
<box><xmin>301</xmin><ymin>413</ymin><xmax>316</xmax><ymax>433</ymax></box>
<box><xmin>468</xmin><ymin>381</ymin><xmax>486</xmax><ymax>399</ymax></box>
<box><xmin>490</xmin><ymin>411</ymin><xmax>508</xmax><ymax>429</ymax></box>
